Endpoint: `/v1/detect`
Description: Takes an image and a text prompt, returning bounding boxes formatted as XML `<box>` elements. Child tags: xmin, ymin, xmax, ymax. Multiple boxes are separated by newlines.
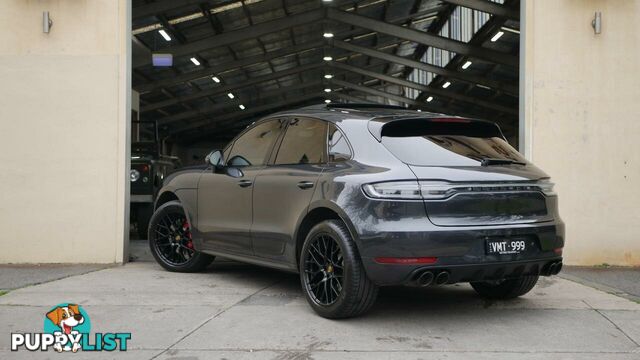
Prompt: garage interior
<box><xmin>131</xmin><ymin>0</ymin><xmax>520</xmax><ymax>164</ymax></box>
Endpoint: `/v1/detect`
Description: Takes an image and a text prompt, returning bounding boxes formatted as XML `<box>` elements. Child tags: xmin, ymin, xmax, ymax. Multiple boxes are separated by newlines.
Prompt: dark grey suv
<box><xmin>148</xmin><ymin>104</ymin><xmax>564</xmax><ymax>318</ymax></box>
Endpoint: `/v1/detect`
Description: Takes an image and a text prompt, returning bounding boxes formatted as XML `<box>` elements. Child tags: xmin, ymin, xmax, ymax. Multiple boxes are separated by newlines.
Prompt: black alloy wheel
<box><xmin>303</xmin><ymin>233</ymin><xmax>345</xmax><ymax>306</ymax></box>
<box><xmin>153</xmin><ymin>210</ymin><xmax>195</xmax><ymax>266</ymax></box>
<box><xmin>148</xmin><ymin>201</ymin><xmax>214</xmax><ymax>272</ymax></box>
<box><xmin>299</xmin><ymin>220</ymin><xmax>378</xmax><ymax>319</ymax></box>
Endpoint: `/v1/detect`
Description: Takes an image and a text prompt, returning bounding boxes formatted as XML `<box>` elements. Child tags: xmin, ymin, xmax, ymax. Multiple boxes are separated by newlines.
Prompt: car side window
<box><xmin>274</xmin><ymin>118</ymin><xmax>327</xmax><ymax>165</ymax></box>
<box><xmin>328</xmin><ymin>123</ymin><xmax>352</xmax><ymax>162</ymax></box>
<box><xmin>227</xmin><ymin>119</ymin><xmax>284</xmax><ymax>167</ymax></box>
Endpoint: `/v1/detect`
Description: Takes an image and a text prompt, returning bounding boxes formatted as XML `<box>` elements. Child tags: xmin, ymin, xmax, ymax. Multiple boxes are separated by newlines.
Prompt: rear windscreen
<box><xmin>380</xmin><ymin>119</ymin><xmax>526</xmax><ymax>166</ymax></box>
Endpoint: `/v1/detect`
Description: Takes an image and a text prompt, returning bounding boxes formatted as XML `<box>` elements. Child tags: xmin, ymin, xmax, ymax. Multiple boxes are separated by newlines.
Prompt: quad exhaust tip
<box><xmin>549</xmin><ymin>261</ymin><xmax>563</xmax><ymax>275</ymax></box>
<box><xmin>435</xmin><ymin>271</ymin><xmax>450</xmax><ymax>285</ymax></box>
<box><xmin>416</xmin><ymin>271</ymin><xmax>434</xmax><ymax>287</ymax></box>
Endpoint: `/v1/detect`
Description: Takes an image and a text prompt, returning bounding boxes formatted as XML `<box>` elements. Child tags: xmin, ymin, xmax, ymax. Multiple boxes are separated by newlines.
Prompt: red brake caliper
<box><xmin>182</xmin><ymin>219</ymin><xmax>194</xmax><ymax>249</ymax></box>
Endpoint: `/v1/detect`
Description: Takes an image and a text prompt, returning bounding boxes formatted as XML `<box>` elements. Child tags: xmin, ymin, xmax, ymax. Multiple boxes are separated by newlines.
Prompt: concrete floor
<box><xmin>1</xmin><ymin>256</ymin><xmax>639</xmax><ymax>359</ymax></box>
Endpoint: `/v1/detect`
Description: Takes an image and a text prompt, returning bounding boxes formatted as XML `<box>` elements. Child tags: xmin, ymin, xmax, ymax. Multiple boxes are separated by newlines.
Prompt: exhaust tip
<box><xmin>435</xmin><ymin>271</ymin><xmax>450</xmax><ymax>285</ymax></box>
<box><xmin>552</xmin><ymin>262</ymin><xmax>563</xmax><ymax>275</ymax></box>
<box><xmin>416</xmin><ymin>271</ymin><xmax>434</xmax><ymax>287</ymax></box>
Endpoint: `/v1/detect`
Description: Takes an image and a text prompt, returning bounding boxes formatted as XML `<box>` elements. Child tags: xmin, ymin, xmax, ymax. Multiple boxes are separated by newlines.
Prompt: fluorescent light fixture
<box><xmin>322</xmin><ymin>0</ymin><xmax>332</xmax><ymax>2</ymax></box>
<box><xmin>325</xmin><ymin>99</ymin><xmax>331</xmax><ymax>103</ymax></box>
<box><xmin>462</xmin><ymin>61</ymin><xmax>472</xmax><ymax>69</ymax></box>
<box><xmin>323</xmin><ymin>56</ymin><xmax>333</xmax><ymax>61</ymax></box>
<box><xmin>152</xmin><ymin>53</ymin><xmax>173</xmax><ymax>67</ymax></box>
<box><xmin>323</xmin><ymin>32</ymin><xmax>334</xmax><ymax>38</ymax></box>
<box><xmin>158</xmin><ymin>29</ymin><xmax>172</xmax><ymax>41</ymax></box>
<box><xmin>442</xmin><ymin>81</ymin><xmax>451</xmax><ymax>89</ymax></box>
<box><xmin>324</xmin><ymin>74</ymin><xmax>333</xmax><ymax>79</ymax></box>
<box><xmin>190</xmin><ymin>57</ymin><xmax>201</xmax><ymax>66</ymax></box>
<box><xmin>212</xmin><ymin>76</ymin><xmax>220</xmax><ymax>83</ymax></box>
<box><xmin>476</xmin><ymin>84</ymin><xmax>491</xmax><ymax>90</ymax></box>
<box><xmin>501</xmin><ymin>26</ymin><xmax>520</xmax><ymax>34</ymax></box>
<box><xmin>227</xmin><ymin>93</ymin><xmax>235</xmax><ymax>99</ymax></box>
<box><xmin>417</xmin><ymin>109</ymin><xmax>422</xmax><ymax>112</ymax></box>
<box><xmin>239</xmin><ymin>104</ymin><xmax>245</xmax><ymax>110</ymax></box>
<box><xmin>324</xmin><ymin>88</ymin><xmax>332</xmax><ymax>93</ymax></box>
<box><xmin>491</xmin><ymin>31</ymin><xmax>504</xmax><ymax>42</ymax></box>
<box><xmin>426</xmin><ymin>96</ymin><xmax>434</xmax><ymax>102</ymax></box>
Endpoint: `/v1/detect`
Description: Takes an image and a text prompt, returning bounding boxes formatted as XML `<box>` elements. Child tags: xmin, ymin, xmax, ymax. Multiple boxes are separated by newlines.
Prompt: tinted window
<box><xmin>227</xmin><ymin>120</ymin><xmax>284</xmax><ymax>167</ymax></box>
<box><xmin>380</xmin><ymin>119</ymin><xmax>526</xmax><ymax>166</ymax></box>
<box><xmin>275</xmin><ymin>118</ymin><xmax>326</xmax><ymax>165</ymax></box>
<box><xmin>328</xmin><ymin>123</ymin><xmax>351</xmax><ymax>162</ymax></box>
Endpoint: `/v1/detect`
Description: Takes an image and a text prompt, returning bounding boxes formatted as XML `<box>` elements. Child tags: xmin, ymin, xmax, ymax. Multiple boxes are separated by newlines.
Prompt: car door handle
<box><xmin>238</xmin><ymin>180</ymin><xmax>253</xmax><ymax>188</ymax></box>
<box><xmin>297</xmin><ymin>181</ymin><xmax>314</xmax><ymax>190</ymax></box>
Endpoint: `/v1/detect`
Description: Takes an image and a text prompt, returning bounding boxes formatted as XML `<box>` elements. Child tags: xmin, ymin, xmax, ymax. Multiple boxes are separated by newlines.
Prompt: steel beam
<box><xmin>333</xmin><ymin>40</ymin><xmax>517</xmax><ymax>95</ymax></box>
<box><xmin>135</xmin><ymin>8</ymin><xmax>324</xmax><ymax>68</ymax></box>
<box><xmin>331</xmin><ymin>62</ymin><xmax>517</xmax><ymax>115</ymax></box>
<box><xmin>171</xmin><ymin>93</ymin><xmax>323</xmax><ymax>137</ymax></box>
<box><xmin>332</xmin><ymin>79</ymin><xmax>510</xmax><ymax>121</ymax></box>
<box><xmin>442</xmin><ymin>0</ymin><xmax>519</xmax><ymax>20</ymax></box>
<box><xmin>327</xmin><ymin>8</ymin><xmax>518</xmax><ymax>67</ymax></box>
<box><xmin>141</xmin><ymin>62</ymin><xmax>324</xmax><ymax>113</ymax></box>
<box><xmin>135</xmin><ymin>40</ymin><xmax>324</xmax><ymax>93</ymax></box>
<box><xmin>160</xmin><ymin>80</ymin><xmax>323</xmax><ymax>126</ymax></box>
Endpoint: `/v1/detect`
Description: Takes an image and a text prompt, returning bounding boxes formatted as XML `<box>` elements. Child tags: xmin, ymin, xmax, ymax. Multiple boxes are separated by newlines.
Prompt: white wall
<box><xmin>0</xmin><ymin>0</ymin><xmax>130</xmax><ymax>263</ymax></box>
<box><xmin>522</xmin><ymin>0</ymin><xmax>640</xmax><ymax>266</ymax></box>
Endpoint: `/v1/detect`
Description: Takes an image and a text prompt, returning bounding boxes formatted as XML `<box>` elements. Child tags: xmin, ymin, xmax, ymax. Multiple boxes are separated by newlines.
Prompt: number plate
<box><xmin>486</xmin><ymin>239</ymin><xmax>527</xmax><ymax>255</ymax></box>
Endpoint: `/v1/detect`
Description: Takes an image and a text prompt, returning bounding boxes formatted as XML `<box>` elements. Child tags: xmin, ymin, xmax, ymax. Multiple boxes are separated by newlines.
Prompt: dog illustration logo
<box><xmin>44</xmin><ymin>303</ymin><xmax>91</xmax><ymax>352</ymax></box>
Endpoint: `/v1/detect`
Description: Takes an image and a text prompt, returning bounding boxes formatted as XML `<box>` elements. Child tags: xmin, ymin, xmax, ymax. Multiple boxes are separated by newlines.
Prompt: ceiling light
<box><xmin>442</xmin><ymin>81</ymin><xmax>451</xmax><ymax>88</ymax></box>
<box><xmin>322</xmin><ymin>0</ymin><xmax>333</xmax><ymax>2</ymax></box>
<box><xmin>462</xmin><ymin>61</ymin><xmax>472</xmax><ymax>69</ymax></box>
<box><xmin>323</xmin><ymin>56</ymin><xmax>333</xmax><ymax>61</ymax></box>
<box><xmin>190</xmin><ymin>57</ymin><xmax>201</xmax><ymax>66</ymax></box>
<box><xmin>426</xmin><ymin>96</ymin><xmax>434</xmax><ymax>102</ymax></box>
<box><xmin>212</xmin><ymin>76</ymin><xmax>221</xmax><ymax>83</ymax></box>
<box><xmin>239</xmin><ymin>104</ymin><xmax>245</xmax><ymax>110</ymax></box>
<box><xmin>476</xmin><ymin>84</ymin><xmax>491</xmax><ymax>90</ymax></box>
<box><xmin>323</xmin><ymin>32</ymin><xmax>334</xmax><ymax>38</ymax></box>
<box><xmin>417</xmin><ymin>109</ymin><xmax>422</xmax><ymax>112</ymax></box>
<box><xmin>158</xmin><ymin>29</ymin><xmax>171</xmax><ymax>41</ymax></box>
<box><xmin>324</xmin><ymin>88</ymin><xmax>332</xmax><ymax>93</ymax></box>
<box><xmin>491</xmin><ymin>31</ymin><xmax>504</xmax><ymax>42</ymax></box>
<box><xmin>325</xmin><ymin>99</ymin><xmax>331</xmax><ymax>103</ymax></box>
<box><xmin>227</xmin><ymin>93</ymin><xmax>235</xmax><ymax>99</ymax></box>
<box><xmin>324</xmin><ymin>74</ymin><xmax>333</xmax><ymax>79</ymax></box>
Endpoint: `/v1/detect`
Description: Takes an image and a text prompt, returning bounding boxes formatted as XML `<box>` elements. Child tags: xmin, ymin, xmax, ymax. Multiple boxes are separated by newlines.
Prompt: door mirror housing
<box><xmin>205</xmin><ymin>150</ymin><xmax>224</xmax><ymax>170</ymax></box>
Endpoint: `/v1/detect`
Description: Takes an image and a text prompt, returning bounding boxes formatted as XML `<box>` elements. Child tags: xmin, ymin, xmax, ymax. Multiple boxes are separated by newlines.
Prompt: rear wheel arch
<box><xmin>294</xmin><ymin>203</ymin><xmax>360</xmax><ymax>264</ymax></box>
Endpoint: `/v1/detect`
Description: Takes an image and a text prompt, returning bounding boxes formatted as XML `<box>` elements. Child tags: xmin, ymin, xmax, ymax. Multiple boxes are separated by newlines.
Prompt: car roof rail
<box><xmin>326</xmin><ymin>103</ymin><xmax>407</xmax><ymax>110</ymax></box>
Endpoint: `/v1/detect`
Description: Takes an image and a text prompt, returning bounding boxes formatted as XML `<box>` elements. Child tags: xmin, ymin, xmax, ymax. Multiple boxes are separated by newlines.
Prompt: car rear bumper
<box><xmin>356</xmin><ymin>222</ymin><xmax>565</xmax><ymax>286</ymax></box>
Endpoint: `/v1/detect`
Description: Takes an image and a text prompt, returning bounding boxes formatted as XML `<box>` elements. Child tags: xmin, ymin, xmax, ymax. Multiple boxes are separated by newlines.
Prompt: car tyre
<box><xmin>470</xmin><ymin>275</ymin><xmax>539</xmax><ymax>299</ymax></box>
<box><xmin>148</xmin><ymin>201</ymin><xmax>214</xmax><ymax>272</ymax></box>
<box><xmin>299</xmin><ymin>220</ymin><xmax>378</xmax><ymax>319</ymax></box>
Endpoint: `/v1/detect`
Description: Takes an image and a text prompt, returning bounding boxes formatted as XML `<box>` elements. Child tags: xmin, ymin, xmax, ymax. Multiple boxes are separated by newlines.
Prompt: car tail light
<box><xmin>553</xmin><ymin>247</ymin><xmax>563</xmax><ymax>255</ymax></box>
<box><xmin>374</xmin><ymin>257</ymin><xmax>438</xmax><ymax>265</ymax></box>
<box><xmin>363</xmin><ymin>180</ymin><xmax>557</xmax><ymax>200</ymax></box>
<box><xmin>362</xmin><ymin>181</ymin><xmax>422</xmax><ymax>199</ymax></box>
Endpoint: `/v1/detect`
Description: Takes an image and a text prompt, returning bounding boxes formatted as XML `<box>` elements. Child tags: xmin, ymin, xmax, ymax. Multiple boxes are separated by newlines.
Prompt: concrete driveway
<box><xmin>1</xmin><ymin>260</ymin><xmax>639</xmax><ymax>359</ymax></box>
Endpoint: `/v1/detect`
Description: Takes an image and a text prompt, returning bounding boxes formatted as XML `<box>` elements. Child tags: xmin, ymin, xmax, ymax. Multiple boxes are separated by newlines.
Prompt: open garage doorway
<box><xmin>128</xmin><ymin>0</ymin><xmax>520</xmax><ymax>251</ymax></box>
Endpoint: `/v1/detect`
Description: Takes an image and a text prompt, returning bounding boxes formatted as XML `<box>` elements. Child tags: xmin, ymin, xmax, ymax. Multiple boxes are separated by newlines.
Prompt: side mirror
<box><xmin>205</xmin><ymin>150</ymin><xmax>224</xmax><ymax>171</ymax></box>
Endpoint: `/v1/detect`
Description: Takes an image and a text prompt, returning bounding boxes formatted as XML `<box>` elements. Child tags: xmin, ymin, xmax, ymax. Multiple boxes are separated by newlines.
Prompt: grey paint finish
<box><xmin>155</xmin><ymin>105</ymin><xmax>564</xmax><ymax>285</ymax></box>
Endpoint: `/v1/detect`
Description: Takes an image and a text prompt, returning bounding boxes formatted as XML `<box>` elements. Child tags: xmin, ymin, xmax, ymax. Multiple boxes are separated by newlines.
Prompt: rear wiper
<box><xmin>480</xmin><ymin>158</ymin><xmax>526</xmax><ymax>166</ymax></box>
